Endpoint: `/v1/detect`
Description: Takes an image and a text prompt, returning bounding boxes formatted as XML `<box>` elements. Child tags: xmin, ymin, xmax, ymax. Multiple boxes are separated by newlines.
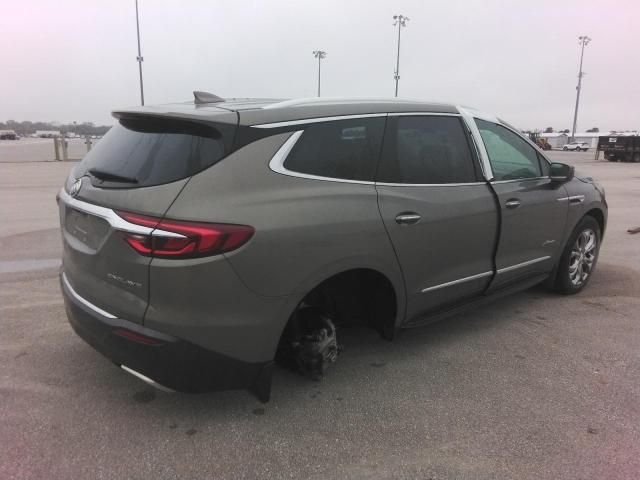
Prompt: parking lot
<box><xmin>1</xmin><ymin>150</ymin><xmax>639</xmax><ymax>479</ymax></box>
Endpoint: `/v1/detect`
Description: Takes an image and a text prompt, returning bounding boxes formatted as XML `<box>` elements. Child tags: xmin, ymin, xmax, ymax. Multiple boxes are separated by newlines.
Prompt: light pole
<box><xmin>393</xmin><ymin>14</ymin><xmax>409</xmax><ymax>97</ymax></box>
<box><xmin>570</xmin><ymin>35</ymin><xmax>591</xmax><ymax>141</ymax></box>
<box><xmin>134</xmin><ymin>0</ymin><xmax>145</xmax><ymax>106</ymax></box>
<box><xmin>313</xmin><ymin>50</ymin><xmax>326</xmax><ymax>97</ymax></box>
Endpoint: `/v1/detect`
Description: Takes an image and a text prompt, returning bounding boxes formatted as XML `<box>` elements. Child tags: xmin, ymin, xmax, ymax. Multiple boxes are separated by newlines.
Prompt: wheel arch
<box><xmin>276</xmin><ymin>262</ymin><xmax>406</xmax><ymax>346</ymax></box>
<box><xmin>585</xmin><ymin>207</ymin><xmax>606</xmax><ymax>236</ymax></box>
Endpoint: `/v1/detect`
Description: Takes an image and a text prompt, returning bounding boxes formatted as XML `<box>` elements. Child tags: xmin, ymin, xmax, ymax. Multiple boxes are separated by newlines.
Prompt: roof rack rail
<box><xmin>193</xmin><ymin>91</ymin><xmax>224</xmax><ymax>104</ymax></box>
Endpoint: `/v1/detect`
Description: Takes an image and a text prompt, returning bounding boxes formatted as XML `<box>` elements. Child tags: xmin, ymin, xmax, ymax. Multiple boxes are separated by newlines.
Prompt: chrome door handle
<box><xmin>505</xmin><ymin>199</ymin><xmax>521</xmax><ymax>209</ymax></box>
<box><xmin>395</xmin><ymin>213</ymin><xmax>421</xmax><ymax>225</ymax></box>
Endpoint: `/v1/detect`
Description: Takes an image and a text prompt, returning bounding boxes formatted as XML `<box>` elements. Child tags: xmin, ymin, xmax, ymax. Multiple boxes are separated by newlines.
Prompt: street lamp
<box><xmin>313</xmin><ymin>50</ymin><xmax>327</xmax><ymax>97</ymax></box>
<box><xmin>134</xmin><ymin>0</ymin><xmax>145</xmax><ymax>106</ymax></box>
<box><xmin>392</xmin><ymin>14</ymin><xmax>409</xmax><ymax>97</ymax></box>
<box><xmin>570</xmin><ymin>35</ymin><xmax>591</xmax><ymax>141</ymax></box>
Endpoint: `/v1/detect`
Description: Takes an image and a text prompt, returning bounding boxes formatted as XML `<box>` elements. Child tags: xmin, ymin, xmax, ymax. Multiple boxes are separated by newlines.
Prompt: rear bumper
<box><xmin>60</xmin><ymin>272</ymin><xmax>273</xmax><ymax>401</ymax></box>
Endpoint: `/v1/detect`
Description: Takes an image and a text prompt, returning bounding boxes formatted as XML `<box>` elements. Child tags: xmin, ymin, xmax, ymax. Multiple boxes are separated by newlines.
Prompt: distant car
<box><xmin>563</xmin><ymin>142</ymin><xmax>589</xmax><ymax>151</ymax></box>
<box><xmin>0</xmin><ymin>131</ymin><xmax>19</xmax><ymax>140</ymax></box>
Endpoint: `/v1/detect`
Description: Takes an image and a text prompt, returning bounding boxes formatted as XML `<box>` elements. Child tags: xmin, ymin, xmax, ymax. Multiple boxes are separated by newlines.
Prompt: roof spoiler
<box><xmin>193</xmin><ymin>91</ymin><xmax>225</xmax><ymax>104</ymax></box>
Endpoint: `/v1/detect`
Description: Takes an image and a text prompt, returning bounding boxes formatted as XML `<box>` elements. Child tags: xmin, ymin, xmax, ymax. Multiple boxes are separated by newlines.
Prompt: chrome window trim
<box><xmin>252</xmin><ymin>113</ymin><xmax>387</xmax><ymax>129</ymax></box>
<box><xmin>458</xmin><ymin>107</ymin><xmax>494</xmax><ymax>181</ymax></box>
<box><xmin>496</xmin><ymin>256</ymin><xmax>551</xmax><ymax>274</ymax></box>
<box><xmin>376</xmin><ymin>181</ymin><xmax>487</xmax><ymax>188</ymax></box>
<box><xmin>421</xmin><ymin>270</ymin><xmax>493</xmax><ymax>293</ymax></box>
<box><xmin>61</xmin><ymin>272</ymin><xmax>117</xmax><ymax>319</ymax></box>
<box><xmin>491</xmin><ymin>176</ymin><xmax>549</xmax><ymax>184</ymax></box>
<box><xmin>59</xmin><ymin>188</ymin><xmax>185</xmax><ymax>238</ymax></box>
<box><xmin>268</xmin><ymin>130</ymin><xmax>376</xmax><ymax>185</ymax></box>
<box><xmin>387</xmin><ymin>112</ymin><xmax>461</xmax><ymax>117</ymax></box>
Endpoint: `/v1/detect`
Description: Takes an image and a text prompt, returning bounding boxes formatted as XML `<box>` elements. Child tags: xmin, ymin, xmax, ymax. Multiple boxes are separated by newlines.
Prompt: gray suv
<box><xmin>58</xmin><ymin>94</ymin><xmax>607</xmax><ymax>402</ymax></box>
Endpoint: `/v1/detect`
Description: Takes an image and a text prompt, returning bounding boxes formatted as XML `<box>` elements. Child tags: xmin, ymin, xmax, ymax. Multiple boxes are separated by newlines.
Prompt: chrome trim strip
<box><xmin>557</xmin><ymin>195</ymin><xmax>585</xmax><ymax>203</ymax></box>
<box><xmin>376</xmin><ymin>181</ymin><xmax>487</xmax><ymax>187</ymax></box>
<box><xmin>253</xmin><ymin>113</ymin><xmax>387</xmax><ymax>129</ymax></box>
<box><xmin>496</xmin><ymin>256</ymin><xmax>551</xmax><ymax>274</ymax></box>
<box><xmin>491</xmin><ymin>176</ymin><xmax>548</xmax><ymax>184</ymax></box>
<box><xmin>387</xmin><ymin>112</ymin><xmax>461</xmax><ymax>117</ymax></box>
<box><xmin>121</xmin><ymin>366</ymin><xmax>175</xmax><ymax>393</ymax></box>
<box><xmin>421</xmin><ymin>270</ymin><xmax>493</xmax><ymax>293</ymax></box>
<box><xmin>458</xmin><ymin>106</ymin><xmax>493</xmax><ymax>180</ymax></box>
<box><xmin>61</xmin><ymin>272</ymin><xmax>117</xmax><ymax>319</ymax></box>
<box><xmin>268</xmin><ymin>131</ymin><xmax>376</xmax><ymax>185</ymax></box>
<box><xmin>58</xmin><ymin>188</ymin><xmax>185</xmax><ymax>238</ymax></box>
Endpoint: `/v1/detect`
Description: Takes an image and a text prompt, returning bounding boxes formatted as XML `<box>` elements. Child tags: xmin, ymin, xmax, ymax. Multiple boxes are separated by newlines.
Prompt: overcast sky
<box><xmin>2</xmin><ymin>0</ymin><xmax>639</xmax><ymax>131</ymax></box>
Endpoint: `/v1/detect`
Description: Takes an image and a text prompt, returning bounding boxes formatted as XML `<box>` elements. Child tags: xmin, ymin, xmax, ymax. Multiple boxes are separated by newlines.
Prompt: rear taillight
<box><xmin>115</xmin><ymin>211</ymin><xmax>254</xmax><ymax>259</ymax></box>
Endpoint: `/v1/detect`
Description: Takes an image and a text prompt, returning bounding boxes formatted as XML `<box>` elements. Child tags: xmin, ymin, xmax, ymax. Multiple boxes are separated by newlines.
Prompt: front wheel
<box><xmin>552</xmin><ymin>216</ymin><xmax>601</xmax><ymax>294</ymax></box>
<box><xmin>563</xmin><ymin>147</ymin><xmax>568</xmax><ymax>151</ymax></box>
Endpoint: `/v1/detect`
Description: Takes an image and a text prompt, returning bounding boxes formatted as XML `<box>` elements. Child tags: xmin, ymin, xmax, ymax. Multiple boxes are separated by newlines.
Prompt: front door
<box><xmin>376</xmin><ymin>115</ymin><xmax>499</xmax><ymax>321</ymax></box>
<box><xmin>474</xmin><ymin>119</ymin><xmax>569</xmax><ymax>290</ymax></box>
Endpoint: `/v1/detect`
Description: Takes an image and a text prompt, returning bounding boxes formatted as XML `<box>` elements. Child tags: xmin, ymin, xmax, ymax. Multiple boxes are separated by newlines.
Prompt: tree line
<box><xmin>0</xmin><ymin>120</ymin><xmax>111</xmax><ymax>136</ymax></box>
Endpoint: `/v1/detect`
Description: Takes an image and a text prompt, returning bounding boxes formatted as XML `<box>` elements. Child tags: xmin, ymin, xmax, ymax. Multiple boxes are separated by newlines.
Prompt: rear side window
<box><xmin>283</xmin><ymin>118</ymin><xmax>385</xmax><ymax>181</ymax></box>
<box><xmin>475</xmin><ymin>119</ymin><xmax>542</xmax><ymax>181</ymax></box>
<box><xmin>377</xmin><ymin>116</ymin><xmax>478</xmax><ymax>184</ymax></box>
<box><xmin>74</xmin><ymin>116</ymin><xmax>235</xmax><ymax>188</ymax></box>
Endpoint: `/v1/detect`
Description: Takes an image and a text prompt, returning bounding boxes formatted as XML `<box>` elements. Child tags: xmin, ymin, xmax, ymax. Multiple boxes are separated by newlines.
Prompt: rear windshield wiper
<box><xmin>88</xmin><ymin>168</ymin><xmax>138</xmax><ymax>184</ymax></box>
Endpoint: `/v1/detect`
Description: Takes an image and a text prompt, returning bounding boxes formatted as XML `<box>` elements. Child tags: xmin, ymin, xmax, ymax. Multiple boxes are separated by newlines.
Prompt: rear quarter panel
<box><xmin>163</xmin><ymin>132</ymin><xmax>406</xmax><ymax>320</ymax></box>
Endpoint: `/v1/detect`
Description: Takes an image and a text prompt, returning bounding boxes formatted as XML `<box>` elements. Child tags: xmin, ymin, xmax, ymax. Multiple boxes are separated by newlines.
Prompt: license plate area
<box><xmin>65</xmin><ymin>207</ymin><xmax>110</xmax><ymax>249</ymax></box>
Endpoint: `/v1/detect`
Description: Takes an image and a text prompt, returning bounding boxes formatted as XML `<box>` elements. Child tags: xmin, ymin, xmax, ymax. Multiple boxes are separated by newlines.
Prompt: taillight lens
<box><xmin>115</xmin><ymin>211</ymin><xmax>254</xmax><ymax>259</ymax></box>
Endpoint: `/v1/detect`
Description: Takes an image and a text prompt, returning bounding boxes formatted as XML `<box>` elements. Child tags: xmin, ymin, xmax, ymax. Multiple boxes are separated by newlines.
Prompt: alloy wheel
<box><xmin>569</xmin><ymin>229</ymin><xmax>597</xmax><ymax>286</ymax></box>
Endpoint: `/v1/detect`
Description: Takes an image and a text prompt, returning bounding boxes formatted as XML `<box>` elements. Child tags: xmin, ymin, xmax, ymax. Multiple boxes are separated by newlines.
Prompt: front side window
<box><xmin>283</xmin><ymin>118</ymin><xmax>385</xmax><ymax>181</ymax></box>
<box><xmin>377</xmin><ymin>116</ymin><xmax>478</xmax><ymax>184</ymax></box>
<box><xmin>475</xmin><ymin>119</ymin><xmax>543</xmax><ymax>181</ymax></box>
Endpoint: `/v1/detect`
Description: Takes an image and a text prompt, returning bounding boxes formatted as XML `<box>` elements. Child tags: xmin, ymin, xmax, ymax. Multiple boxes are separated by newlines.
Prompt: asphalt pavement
<box><xmin>1</xmin><ymin>151</ymin><xmax>639</xmax><ymax>479</ymax></box>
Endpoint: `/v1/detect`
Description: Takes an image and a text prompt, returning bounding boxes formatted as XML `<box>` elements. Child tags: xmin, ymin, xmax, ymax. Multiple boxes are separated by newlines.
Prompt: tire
<box><xmin>633</xmin><ymin>153</ymin><xmax>640</xmax><ymax>163</ymax></box>
<box><xmin>552</xmin><ymin>216</ymin><xmax>601</xmax><ymax>294</ymax></box>
<box><xmin>563</xmin><ymin>147</ymin><xmax>568</xmax><ymax>151</ymax></box>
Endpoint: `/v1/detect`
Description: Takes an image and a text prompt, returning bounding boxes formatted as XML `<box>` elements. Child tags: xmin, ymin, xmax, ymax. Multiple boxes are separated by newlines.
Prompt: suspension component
<box><xmin>278</xmin><ymin>306</ymin><xmax>341</xmax><ymax>380</ymax></box>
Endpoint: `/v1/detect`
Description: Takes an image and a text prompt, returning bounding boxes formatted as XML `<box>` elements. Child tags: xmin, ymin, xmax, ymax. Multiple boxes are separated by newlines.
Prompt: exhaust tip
<box><xmin>121</xmin><ymin>365</ymin><xmax>175</xmax><ymax>393</ymax></box>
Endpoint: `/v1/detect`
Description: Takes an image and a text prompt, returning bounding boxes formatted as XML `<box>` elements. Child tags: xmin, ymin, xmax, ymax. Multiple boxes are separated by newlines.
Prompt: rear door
<box><xmin>474</xmin><ymin>119</ymin><xmax>568</xmax><ymax>290</ymax></box>
<box><xmin>59</xmin><ymin>115</ymin><xmax>236</xmax><ymax>324</ymax></box>
<box><xmin>376</xmin><ymin>114</ymin><xmax>499</xmax><ymax>321</ymax></box>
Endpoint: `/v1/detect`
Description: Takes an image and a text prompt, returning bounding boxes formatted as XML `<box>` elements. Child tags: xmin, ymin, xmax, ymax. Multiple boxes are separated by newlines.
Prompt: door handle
<box><xmin>395</xmin><ymin>213</ymin><xmax>421</xmax><ymax>225</ymax></box>
<box><xmin>505</xmin><ymin>199</ymin><xmax>521</xmax><ymax>209</ymax></box>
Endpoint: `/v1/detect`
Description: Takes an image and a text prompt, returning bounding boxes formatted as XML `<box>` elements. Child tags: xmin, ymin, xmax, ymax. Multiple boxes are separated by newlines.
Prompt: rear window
<box><xmin>74</xmin><ymin>116</ymin><xmax>235</xmax><ymax>188</ymax></box>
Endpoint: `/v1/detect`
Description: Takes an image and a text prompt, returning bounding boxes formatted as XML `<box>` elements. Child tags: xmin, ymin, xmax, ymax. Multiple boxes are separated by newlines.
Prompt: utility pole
<box><xmin>313</xmin><ymin>50</ymin><xmax>326</xmax><ymax>97</ymax></box>
<box><xmin>571</xmin><ymin>36</ymin><xmax>591</xmax><ymax>141</ymax></box>
<box><xmin>134</xmin><ymin>0</ymin><xmax>145</xmax><ymax>106</ymax></box>
<box><xmin>393</xmin><ymin>14</ymin><xmax>409</xmax><ymax>97</ymax></box>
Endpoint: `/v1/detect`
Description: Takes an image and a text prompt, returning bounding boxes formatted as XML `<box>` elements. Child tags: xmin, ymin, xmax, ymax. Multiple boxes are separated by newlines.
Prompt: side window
<box><xmin>475</xmin><ymin>119</ymin><xmax>542</xmax><ymax>181</ymax></box>
<box><xmin>377</xmin><ymin>116</ymin><xmax>478</xmax><ymax>184</ymax></box>
<box><xmin>283</xmin><ymin>118</ymin><xmax>385</xmax><ymax>181</ymax></box>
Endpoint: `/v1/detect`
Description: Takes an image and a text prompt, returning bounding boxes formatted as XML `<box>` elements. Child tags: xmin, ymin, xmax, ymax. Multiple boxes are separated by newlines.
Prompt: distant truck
<box><xmin>598</xmin><ymin>136</ymin><xmax>640</xmax><ymax>162</ymax></box>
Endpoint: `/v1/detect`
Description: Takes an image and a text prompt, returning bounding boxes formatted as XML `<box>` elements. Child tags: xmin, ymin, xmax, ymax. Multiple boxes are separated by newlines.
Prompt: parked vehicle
<box><xmin>0</xmin><ymin>130</ymin><xmax>19</xmax><ymax>140</ymax></box>
<box><xmin>563</xmin><ymin>142</ymin><xmax>590</xmax><ymax>151</ymax></box>
<box><xmin>598</xmin><ymin>135</ymin><xmax>640</xmax><ymax>162</ymax></box>
<box><xmin>58</xmin><ymin>95</ymin><xmax>607</xmax><ymax>401</ymax></box>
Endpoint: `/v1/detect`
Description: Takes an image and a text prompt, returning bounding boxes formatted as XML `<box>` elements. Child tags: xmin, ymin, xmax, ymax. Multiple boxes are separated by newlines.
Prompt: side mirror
<box><xmin>550</xmin><ymin>162</ymin><xmax>574</xmax><ymax>183</ymax></box>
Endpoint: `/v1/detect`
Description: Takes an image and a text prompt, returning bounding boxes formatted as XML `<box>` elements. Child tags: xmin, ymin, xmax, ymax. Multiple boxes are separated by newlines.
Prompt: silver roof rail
<box><xmin>193</xmin><ymin>91</ymin><xmax>224</xmax><ymax>104</ymax></box>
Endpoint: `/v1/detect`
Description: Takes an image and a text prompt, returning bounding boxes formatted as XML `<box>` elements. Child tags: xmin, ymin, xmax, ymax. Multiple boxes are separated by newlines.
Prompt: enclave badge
<box><xmin>70</xmin><ymin>179</ymin><xmax>82</xmax><ymax>197</ymax></box>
